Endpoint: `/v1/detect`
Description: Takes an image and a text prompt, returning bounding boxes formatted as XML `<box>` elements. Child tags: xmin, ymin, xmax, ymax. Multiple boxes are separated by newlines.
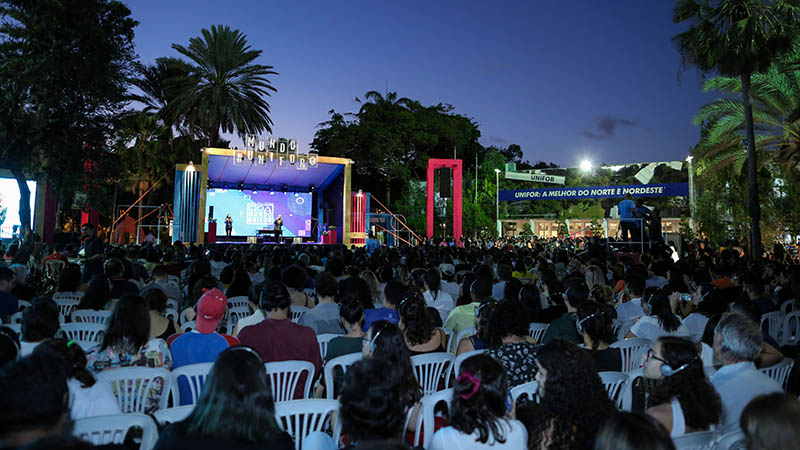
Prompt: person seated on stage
<box><xmin>299</xmin><ymin>272</ymin><xmax>344</xmax><ymax>334</ymax></box>
<box><xmin>238</xmin><ymin>280</ymin><xmax>322</xmax><ymax>400</ymax></box>
<box><xmin>361</xmin><ymin>279</ymin><xmax>404</xmax><ymax>332</ymax></box>
<box><xmin>281</xmin><ymin>264</ymin><xmax>314</xmax><ymax>309</ymax></box>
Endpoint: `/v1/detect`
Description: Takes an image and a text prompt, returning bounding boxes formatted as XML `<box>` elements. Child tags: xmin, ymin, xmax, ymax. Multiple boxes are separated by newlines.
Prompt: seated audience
<box><xmin>19</xmin><ymin>297</ymin><xmax>59</xmax><ymax>357</ymax></box>
<box><xmin>53</xmin><ymin>264</ymin><xmax>83</xmax><ymax>298</ymax></box>
<box><xmin>446</xmin><ymin>276</ymin><xmax>493</xmax><ymax>335</ymax></box>
<box><xmin>423</xmin><ymin>268</ymin><xmax>455</xmax><ymax>324</ymax></box>
<box><xmin>299</xmin><ymin>272</ymin><xmax>344</xmax><ymax>334</ymax></box>
<box><xmin>0</xmin><ymin>326</ymin><xmax>20</xmax><ymax>365</ymax></box>
<box><xmin>486</xmin><ymin>299</ymin><xmax>538</xmax><ymax>390</ymax></box>
<box><xmin>141</xmin><ymin>265</ymin><xmax>182</xmax><ymax>304</ymax></box>
<box><xmin>362</xmin><ymin>279</ymin><xmax>404</xmax><ymax>332</ymax></box>
<box><xmin>104</xmin><ymin>258</ymin><xmax>139</xmax><ymax>298</ymax></box>
<box><xmin>167</xmin><ymin>288</ymin><xmax>239</xmax><ymax>368</ymax></box>
<box><xmin>399</xmin><ymin>291</ymin><xmax>447</xmax><ymax>356</ymax></box>
<box><xmin>456</xmin><ymin>299</ymin><xmax>496</xmax><ymax>355</ymax></box>
<box><xmin>576</xmin><ymin>301</ymin><xmax>621</xmax><ymax>372</ymax></box>
<box><xmin>615</xmin><ymin>275</ymin><xmax>645</xmax><ymax>323</ymax></box>
<box><xmin>76</xmin><ymin>274</ymin><xmax>112</xmax><ymax>311</ymax></box>
<box><xmin>627</xmin><ymin>291</ymin><xmax>691</xmax><ymax>341</ymax></box>
<box><xmin>282</xmin><ymin>264</ymin><xmax>314</xmax><ymax>308</ymax></box>
<box><xmin>145</xmin><ymin>288</ymin><xmax>179</xmax><ymax>341</ymax></box>
<box><xmin>594</xmin><ymin>412</ymin><xmax>676</xmax><ymax>450</ymax></box>
<box><xmin>0</xmin><ymin>267</ymin><xmax>18</xmax><ymax>323</ymax></box>
<box><xmin>740</xmin><ymin>393</ymin><xmax>800</xmax><ymax>450</ymax></box>
<box><xmin>541</xmin><ymin>282</ymin><xmax>588</xmax><ymax>345</ymax></box>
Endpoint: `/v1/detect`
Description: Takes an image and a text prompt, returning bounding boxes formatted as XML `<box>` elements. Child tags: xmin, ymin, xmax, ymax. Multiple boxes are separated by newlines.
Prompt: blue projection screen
<box><xmin>204</xmin><ymin>189</ymin><xmax>312</xmax><ymax>237</ymax></box>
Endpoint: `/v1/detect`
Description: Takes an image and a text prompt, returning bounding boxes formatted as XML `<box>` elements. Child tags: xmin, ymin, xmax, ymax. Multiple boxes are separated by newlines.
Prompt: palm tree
<box><xmin>673</xmin><ymin>0</ymin><xmax>800</xmax><ymax>260</ymax></box>
<box><xmin>167</xmin><ymin>25</ymin><xmax>278</xmax><ymax>145</ymax></box>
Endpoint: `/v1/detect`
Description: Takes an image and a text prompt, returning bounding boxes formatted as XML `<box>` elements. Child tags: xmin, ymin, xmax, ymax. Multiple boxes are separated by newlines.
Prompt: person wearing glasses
<box><xmin>642</xmin><ymin>336</ymin><xmax>721</xmax><ymax>437</ymax></box>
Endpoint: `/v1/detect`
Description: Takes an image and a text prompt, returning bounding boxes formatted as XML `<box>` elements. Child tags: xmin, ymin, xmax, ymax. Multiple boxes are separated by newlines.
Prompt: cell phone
<box><xmin>680</xmin><ymin>293</ymin><xmax>692</xmax><ymax>302</ymax></box>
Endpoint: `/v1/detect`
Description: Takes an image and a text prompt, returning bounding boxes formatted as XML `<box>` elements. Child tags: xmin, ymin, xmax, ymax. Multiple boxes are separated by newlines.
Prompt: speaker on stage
<box><xmin>440</xmin><ymin>168</ymin><xmax>451</xmax><ymax>197</ymax></box>
<box><xmin>209</xmin><ymin>205</ymin><xmax>214</xmax><ymax>220</ymax></box>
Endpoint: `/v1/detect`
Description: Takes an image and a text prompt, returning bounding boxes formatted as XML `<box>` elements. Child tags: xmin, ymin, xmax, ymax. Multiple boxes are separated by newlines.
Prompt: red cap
<box><xmin>196</xmin><ymin>288</ymin><xmax>227</xmax><ymax>334</ymax></box>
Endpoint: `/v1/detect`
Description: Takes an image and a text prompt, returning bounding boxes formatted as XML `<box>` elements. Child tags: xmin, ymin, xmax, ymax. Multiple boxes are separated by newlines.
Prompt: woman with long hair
<box><xmin>281</xmin><ymin>264</ymin><xmax>313</xmax><ymax>308</ymax></box>
<box><xmin>398</xmin><ymin>291</ymin><xmax>447</xmax><ymax>356</ymax></box>
<box><xmin>423</xmin><ymin>268</ymin><xmax>455</xmax><ymax>324</ymax></box>
<box><xmin>226</xmin><ymin>269</ymin><xmax>252</xmax><ymax>300</ymax></box>
<box><xmin>456</xmin><ymin>272</ymin><xmax>477</xmax><ymax>307</ymax></box>
<box><xmin>430</xmin><ymin>354</ymin><xmax>527</xmax><ymax>449</ymax></box>
<box><xmin>741</xmin><ymin>393</ymin><xmax>800</xmax><ymax>450</ymax></box>
<box><xmin>360</xmin><ymin>269</ymin><xmax>382</xmax><ymax>307</ymax></box>
<box><xmin>144</xmin><ymin>288</ymin><xmax>178</xmax><ymax>341</ymax></box>
<box><xmin>54</xmin><ymin>264</ymin><xmax>82</xmax><ymax>296</ymax></box>
<box><xmin>153</xmin><ymin>345</ymin><xmax>293</xmax><ymax>450</ymax></box>
<box><xmin>520</xmin><ymin>339</ymin><xmax>615</xmax><ymax>450</ymax></box>
<box><xmin>627</xmin><ymin>291</ymin><xmax>691</xmax><ymax>341</ymax></box>
<box><xmin>576</xmin><ymin>301</ymin><xmax>622</xmax><ymax>372</ymax></box>
<box><xmin>76</xmin><ymin>275</ymin><xmax>112</xmax><ymax>311</ymax></box>
<box><xmin>34</xmin><ymin>339</ymin><xmax>119</xmax><ymax>419</ymax></box>
<box><xmin>584</xmin><ymin>265</ymin><xmax>606</xmax><ymax>291</ymax></box>
<box><xmin>594</xmin><ymin>412</ymin><xmax>676</xmax><ymax>450</ymax></box>
<box><xmin>643</xmin><ymin>337</ymin><xmax>721</xmax><ymax>437</ymax></box>
<box><xmin>456</xmin><ymin>299</ymin><xmax>496</xmax><ymax>355</ymax></box>
<box><xmin>486</xmin><ymin>299</ymin><xmax>537</xmax><ymax>391</ymax></box>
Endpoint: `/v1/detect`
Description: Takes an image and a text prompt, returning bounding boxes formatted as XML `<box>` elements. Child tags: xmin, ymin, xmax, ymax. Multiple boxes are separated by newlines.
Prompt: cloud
<box><xmin>486</xmin><ymin>136</ymin><xmax>509</xmax><ymax>145</ymax></box>
<box><xmin>582</xmin><ymin>116</ymin><xmax>639</xmax><ymax>139</ymax></box>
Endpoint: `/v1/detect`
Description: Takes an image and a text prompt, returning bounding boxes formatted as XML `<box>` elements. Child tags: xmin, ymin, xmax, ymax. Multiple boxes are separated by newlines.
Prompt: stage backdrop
<box><xmin>204</xmin><ymin>189</ymin><xmax>312</xmax><ymax>237</ymax></box>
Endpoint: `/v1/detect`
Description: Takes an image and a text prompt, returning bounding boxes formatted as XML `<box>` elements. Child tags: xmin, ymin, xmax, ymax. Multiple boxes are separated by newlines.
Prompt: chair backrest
<box><xmin>72</xmin><ymin>413</ymin><xmax>157</xmax><ymax>450</ymax></box>
<box><xmin>713</xmin><ymin>430</ymin><xmax>747</xmax><ymax>450</ymax></box>
<box><xmin>780</xmin><ymin>311</ymin><xmax>800</xmax><ymax>346</ymax></box>
<box><xmin>528</xmin><ymin>322</ymin><xmax>549</xmax><ymax>343</ymax></box>
<box><xmin>152</xmin><ymin>405</ymin><xmax>195</xmax><ymax>425</ymax></box>
<box><xmin>316</xmin><ymin>333</ymin><xmax>340</xmax><ymax>360</ymax></box>
<box><xmin>71</xmin><ymin>309</ymin><xmax>112</xmax><ymax>325</ymax></box>
<box><xmin>290</xmin><ymin>306</ymin><xmax>309</xmax><ymax>323</ymax></box>
<box><xmin>510</xmin><ymin>380</ymin><xmax>539</xmax><ymax>404</ymax></box>
<box><xmin>179</xmin><ymin>309</ymin><xmax>193</xmax><ymax>324</ymax></box>
<box><xmin>614</xmin><ymin>319</ymin><xmax>638</xmax><ymax>341</ymax></box>
<box><xmin>441</xmin><ymin>327</ymin><xmax>453</xmax><ymax>349</ymax></box>
<box><xmin>323</xmin><ymin>352</ymin><xmax>362</xmax><ymax>399</ymax></box>
<box><xmin>167</xmin><ymin>275</ymin><xmax>180</xmax><ymax>287</ymax></box>
<box><xmin>98</xmin><ymin>367</ymin><xmax>172</xmax><ymax>413</ymax></box>
<box><xmin>165</xmin><ymin>298</ymin><xmax>179</xmax><ymax>311</ymax></box>
<box><xmin>274</xmin><ymin>399</ymin><xmax>340</xmax><ymax>450</ymax></box>
<box><xmin>411</xmin><ymin>388</ymin><xmax>453</xmax><ymax>448</ymax></box>
<box><xmin>6</xmin><ymin>322</ymin><xmax>20</xmax><ymax>334</ymax></box>
<box><xmin>45</xmin><ymin>259</ymin><xmax>66</xmax><ymax>276</ymax></box>
<box><xmin>54</xmin><ymin>299</ymin><xmax>81</xmax><ymax>323</ymax></box>
<box><xmin>265</xmin><ymin>360</ymin><xmax>315</xmax><ymax>402</ymax></box>
<box><xmin>180</xmin><ymin>320</ymin><xmax>196</xmax><ymax>332</ymax></box>
<box><xmin>8</xmin><ymin>311</ymin><xmax>23</xmax><ymax>324</ymax></box>
<box><xmin>164</xmin><ymin>308</ymin><xmax>178</xmax><ymax>321</ymax></box>
<box><xmin>454</xmin><ymin>349</ymin><xmax>488</xmax><ymax>377</ymax></box>
<box><xmin>758</xmin><ymin>358</ymin><xmax>794</xmax><ymax>391</ymax></box>
<box><xmin>17</xmin><ymin>300</ymin><xmax>30</xmax><ymax>311</ymax></box>
<box><xmin>671</xmin><ymin>430</ymin><xmax>715</xmax><ymax>450</ymax></box>
<box><xmin>760</xmin><ymin>311</ymin><xmax>784</xmax><ymax>342</ymax></box>
<box><xmin>598</xmin><ymin>371</ymin><xmax>630</xmax><ymax>409</ymax></box>
<box><xmin>609</xmin><ymin>338</ymin><xmax>652</xmax><ymax>373</ymax></box>
<box><xmin>450</xmin><ymin>326</ymin><xmax>476</xmax><ymax>353</ymax></box>
<box><xmin>170</xmin><ymin>362</ymin><xmax>214</xmax><ymax>406</ymax></box>
<box><xmin>411</xmin><ymin>352</ymin><xmax>454</xmax><ymax>395</ymax></box>
<box><xmin>53</xmin><ymin>292</ymin><xmax>84</xmax><ymax>302</ymax></box>
<box><xmin>227</xmin><ymin>305</ymin><xmax>251</xmax><ymax>327</ymax></box>
<box><xmin>227</xmin><ymin>295</ymin><xmax>250</xmax><ymax>310</ymax></box>
<box><xmin>58</xmin><ymin>323</ymin><xmax>106</xmax><ymax>351</ymax></box>
<box><xmin>780</xmin><ymin>299</ymin><xmax>798</xmax><ymax>314</ymax></box>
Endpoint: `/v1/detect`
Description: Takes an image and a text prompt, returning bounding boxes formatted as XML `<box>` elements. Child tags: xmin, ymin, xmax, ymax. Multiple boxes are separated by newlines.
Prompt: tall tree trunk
<box><xmin>741</xmin><ymin>72</ymin><xmax>762</xmax><ymax>261</ymax></box>
<box><xmin>9</xmin><ymin>164</ymin><xmax>31</xmax><ymax>241</ymax></box>
<box><xmin>385</xmin><ymin>174</ymin><xmax>391</xmax><ymax>206</ymax></box>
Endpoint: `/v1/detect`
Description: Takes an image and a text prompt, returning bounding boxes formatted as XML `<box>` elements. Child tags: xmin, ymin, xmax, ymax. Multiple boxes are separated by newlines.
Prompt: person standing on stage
<box><xmin>224</xmin><ymin>214</ymin><xmax>232</xmax><ymax>238</ymax></box>
<box><xmin>618</xmin><ymin>194</ymin><xmax>637</xmax><ymax>244</ymax></box>
<box><xmin>274</xmin><ymin>215</ymin><xmax>283</xmax><ymax>241</ymax></box>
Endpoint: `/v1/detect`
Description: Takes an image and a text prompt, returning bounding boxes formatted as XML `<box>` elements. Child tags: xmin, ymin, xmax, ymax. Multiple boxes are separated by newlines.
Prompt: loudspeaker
<box><xmin>209</xmin><ymin>206</ymin><xmax>214</xmax><ymax>220</ymax></box>
<box><xmin>440</xmin><ymin>168</ymin><xmax>452</xmax><ymax>197</ymax></box>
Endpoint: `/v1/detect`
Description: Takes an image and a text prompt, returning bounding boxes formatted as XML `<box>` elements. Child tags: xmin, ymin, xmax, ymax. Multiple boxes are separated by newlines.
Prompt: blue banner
<box><xmin>500</xmin><ymin>183</ymin><xmax>689</xmax><ymax>201</ymax></box>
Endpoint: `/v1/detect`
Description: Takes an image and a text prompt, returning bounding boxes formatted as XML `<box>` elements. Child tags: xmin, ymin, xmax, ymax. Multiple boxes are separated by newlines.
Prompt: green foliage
<box><xmin>521</xmin><ymin>222</ymin><xmax>533</xmax><ymax>235</ymax></box>
<box><xmin>679</xmin><ymin>217</ymin><xmax>695</xmax><ymax>242</ymax></box>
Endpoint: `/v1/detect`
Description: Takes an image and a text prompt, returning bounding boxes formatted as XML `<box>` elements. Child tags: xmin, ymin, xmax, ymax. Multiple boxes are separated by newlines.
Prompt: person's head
<box><xmin>502</xmin><ymin>277</ymin><xmax>522</xmax><ymax>301</ymax></box>
<box><xmin>143</xmin><ymin>288</ymin><xmax>168</xmax><ymax>314</ymax></box>
<box><xmin>363</xmin><ymin>320</ymin><xmax>421</xmax><ymax>404</ymax></box>
<box><xmin>594</xmin><ymin>412</ymin><xmax>676</xmax><ymax>450</ymax></box>
<box><xmin>196</xmin><ymin>288</ymin><xmax>227</xmax><ymax>334</ymax></box>
<box><xmin>34</xmin><ymin>339</ymin><xmax>96</xmax><ymax>389</ymax></box>
<box><xmin>643</xmin><ymin>292</ymin><xmax>681</xmax><ymax>333</ymax></box>
<box><xmin>714</xmin><ymin>312</ymin><xmax>762</xmax><ymax>365</ymax></box>
<box><xmin>0</xmin><ymin>352</ymin><xmax>68</xmax><ymax>447</ymax></box>
<box><xmin>102</xmin><ymin>295</ymin><xmax>150</xmax><ymax>354</ymax></box>
<box><xmin>0</xmin><ymin>267</ymin><xmax>16</xmax><ymax>293</ymax></box>
<box><xmin>314</xmin><ymin>271</ymin><xmax>338</xmax><ymax>300</ymax></box>
<box><xmin>471</xmin><ymin>276</ymin><xmax>493</xmax><ymax>301</ymax></box>
<box><xmin>474</xmin><ymin>299</ymin><xmax>498</xmax><ymax>344</ymax></box>
<box><xmin>519</xmin><ymin>284</ymin><xmax>541</xmax><ymax>316</ymax></box>
<box><xmin>22</xmin><ymin>297</ymin><xmax>60</xmax><ymax>343</ymax></box>
<box><xmin>281</xmin><ymin>265</ymin><xmax>307</xmax><ymax>292</ymax></box>
<box><xmin>563</xmin><ymin>282</ymin><xmax>589</xmax><ymax>312</ymax></box>
<box><xmin>80</xmin><ymin>223</ymin><xmax>94</xmax><ymax>238</ymax></box>
<box><xmin>584</xmin><ymin>265</ymin><xmax>606</xmax><ymax>290</ymax></box>
<box><xmin>186</xmin><ymin>345</ymin><xmax>283</xmax><ymax>442</ymax></box>
<box><xmin>383</xmin><ymin>280</ymin><xmax>409</xmax><ymax>307</ymax></box>
<box><xmin>623</xmin><ymin>275</ymin><xmax>645</xmax><ymax>298</ymax></box>
<box><xmin>339</xmin><ymin>299</ymin><xmax>364</xmax><ymax>331</ymax></box>
<box><xmin>576</xmin><ymin>301</ymin><xmax>614</xmax><ymax>349</ymax></box>
<box><xmin>339</xmin><ymin>358</ymin><xmax>408</xmax><ymax>443</ymax></box>
<box><xmin>56</xmin><ymin>264</ymin><xmax>82</xmax><ymax>293</ymax></box>
<box><xmin>423</xmin><ymin>268</ymin><xmax>441</xmax><ymax>293</ymax></box>
<box><xmin>360</xmin><ymin>270</ymin><xmax>381</xmax><ymax>302</ymax></box>
<box><xmin>226</xmin><ymin>269</ymin><xmax>252</xmax><ymax>298</ymax></box>
<box><xmin>741</xmin><ymin>393</ymin><xmax>800</xmax><ymax>450</ymax></box>
<box><xmin>151</xmin><ymin>265</ymin><xmax>168</xmax><ymax>281</ymax></box>
<box><xmin>742</xmin><ymin>276</ymin><xmax>764</xmax><ymax>300</ymax></box>
<box><xmin>398</xmin><ymin>291</ymin><xmax>434</xmax><ymax>346</ymax></box>
<box><xmin>78</xmin><ymin>274</ymin><xmax>111</xmax><ymax>310</ymax></box>
<box><xmin>451</xmin><ymin>354</ymin><xmax>510</xmax><ymax>444</ymax></box>
<box><xmin>487</xmin><ymin>299</ymin><xmax>529</xmax><ymax>344</ymax></box>
<box><xmin>0</xmin><ymin>326</ymin><xmax>20</xmax><ymax>366</ymax></box>
<box><xmin>258</xmin><ymin>280</ymin><xmax>291</xmax><ymax>313</ymax></box>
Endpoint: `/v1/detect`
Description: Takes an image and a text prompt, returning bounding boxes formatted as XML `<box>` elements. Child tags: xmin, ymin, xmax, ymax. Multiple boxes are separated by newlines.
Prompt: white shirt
<box><xmin>616</xmin><ymin>298</ymin><xmax>644</xmax><ymax>323</ymax></box>
<box><xmin>683</xmin><ymin>313</ymin><xmax>709</xmax><ymax>343</ymax></box>
<box><xmin>429</xmin><ymin>419</ymin><xmax>528</xmax><ymax>450</ymax></box>
<box><xmin>441</xmin><ymin>280</ymin><xmax>461</xmax><ymax>298</ymax></box>
<box><xmin>423</xmin><ymin>290</ymin><xmax>455</xmax><ymax>324</ymax></box>
<box><xmin>629</xmin><ymin>316</ymin><xmax>692</xmax><ymax>342</ymax></box>
<box><xmin>711</xmin><ymin>361</ymin><xmax>782</xmax><ymax>433</ymax></box>
<box><xmin>68</xmin><ymin>377</ymin><xmax>120</xmax><ymax>419</ymax></box>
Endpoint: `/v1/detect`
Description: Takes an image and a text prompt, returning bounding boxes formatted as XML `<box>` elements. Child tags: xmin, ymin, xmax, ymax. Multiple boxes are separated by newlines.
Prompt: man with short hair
<box><xmin>0</xmin><ymin>267</ymin><xmax>17</xmax><ymax>323</ymax></box>
<box><xmin>616</xmin><ymin>275</ymin><xmax>645</xmax><ymax>323</ymax></box>
<box><xmin>742</xmin><ymin>276</ymin><xmax>776</xmax><ymax>316</ymax></box>
<box><xmin>618</xmin><ymin>193</ymin><xmax>637</xmax><ymax>243</ymax></box>
<box><xmin>19</xmin><ymin>298</ymin><xmax>60</xmax><ymax>357</ymax></box>
<box><xmin>541</xmin><ymin>281</ymin><xmax>588</xmax><ymax>345</ymax></box>
<box><xmin>711</xmin><ymin>312</ymin><xmax>782</xmax><ymax>432</ymax></box>
<box><xmin>646</xmin><ymin>261</ymin><xmax>669</xmax><ymax>289</ymax></box>
<box><xmin>141</xmin><ymin>265</ymin><xmax>182</xmax><ymax>302</ymax></box>
<box><xmin>365</xmin><ymin>231</ymin><xmax>381</xmax><ymax>256</ymax></box>
<box><xmin>104</xmin><ymin>258</ymin><xmax>138</xmax><ymax>298</ymax></box>
<box><xmin>362</xmin><ymin>280</ymin><xmax>405</xmax><ymax>332</ymax></box>
<box><xmin>79</xmin><ymin>223</ymin><xmax>103</xmax><ymax>282</ymax></box>
<box><xmin>299</xmin><ymin>272</ymin><xmax>344</xmax><ymax>334</ymax></box>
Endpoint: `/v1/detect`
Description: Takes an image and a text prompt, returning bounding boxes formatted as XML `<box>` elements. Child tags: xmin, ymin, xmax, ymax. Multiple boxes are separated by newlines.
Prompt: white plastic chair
<box><xmin>450</xmin><ymin>326</ymin><xmax>475</xmax><ymax>353</ymax></box>
<box><xmin>72</xmin><ymin>413</ymin><xmax>157</xmax><ymax>450</ymax></box>
<box><xmin>672</xmin><ymin>430</ymin><xmax>715</xmax><ymax>450</ymax></box>
<box><xmin>54</xmin><ymin>299</ymin><xmax>80</xmax><ymax>323</ymax></box>
<box><xmin>53</xmin><ymin>292</ymin><xmax>84</xmax><ymax>302</ymax></box>
<box><xmin>713</xmin><ymin>430</ymin><xmax>746</xmax><ymax>450</ymax></box>
<box><xmin>8</xmin><ymin>311</ymin><xmax>23</xmax><ymax>324</ymax></box>
<box><xmin>323</xmin><ymin>352</ymin><xmax>362</xmax><ymax>399</ymax></box>
<box><xmin>45</xmin><ymin>259</ymin><xmax>66</xmax><ymax>277</ymax></box>
<box><xmin>180</xmin><ymin>320</ymin><xmax>196</xmax><ymax>332</ymax></box>
<box><xmin>510</xmin><ymin>380</ymin><xmax>539</xmax><ymax>404</ymax></box>
<box><xmin>274</xmin><ymin>399</ymin><xmax>340</xmax><ymax>450</ymax></box>
<box><xmin>614</xmin><ymin>319</ymin><xmax>638</xmax><ymax>341</ymax></box>
<box><xmin>58</xmin><ymin>323</ymin><xmax>106</xmax><ymax>350</ymax></box>
<box><xmin>610</xmin><ymin>338</ymin><xmax>651</xmax><ymax>373</ymax></box>
<box><xmin>411</xmin><ymin>352</ymin><xmax>454</xmax><ymax>395</ymax></box>
<box><xmin>170</xmin><ymin>362</ymin><xmax>213</xmax><ymax>406</ymax></box>
<box><xmin>441</xmin><ymin>327</ymin><xmax>453</xmax><ymax>349</ymax></box>
<box><xmin>165</xmin><ymin>298</ymin><xmax>179</xmax><ymax>311</ymax></box>
<box><xmin>16</xmin><ymin>299</ymin><xmax>30</xmax><ymax>311</ymax></box>
<box><xmin>164</xmin><ymin>308</ymin><xmax>178</xmax><ymax>321</ymax></box>
<box><xmin>153</xmin><ymin>405</ymin><xmax>195</xmax><ymax>425</ymax></box>
<box><xmin>454</xmin><ymin>349</ymin><xmax>488</xmax><ymax>376</ymax></box>
<box><xmin>265</xmin><ymin>360</ymin><xmax>315</xmax><ymax>402</ymax></box>
<box><xmin>227</xmin><ymin>295</ymin><xmax>250</xmax><ymax>310</ymax></box>
<box><xmin>599</xmin><ymin>371</ymin><xmax>630</xmax><ymax>409</ymax></box>
<box><xmin>316</xmin><ymin>333</ymin><xmax>339</xmax><ymax>360</ymax></box>
<box><xmin>528</xmin><ymin>322</ymin><xmax>549</xmax><ymax>343</ymax></box>
<box><xmin>179</xmin><ymin>308</ymin><xmax>193</xmax><ymax>324</ymax></box>
<box><xmin>290</xmin><ymin>306</ymin><xmax>309</xmax><ymax>323</ymax></box>
<box><xmin>167</xmin><ymin>275</ymin><xmax>180</xmax><ymax>287</ymax></box>
<box><xmin>227</xmin><ymin>305</ymin><xmax>251</xmax><ymax>327</ymax></box>
<box><xmin>781</xmin><ymin>299</ymin><xmax>798</xmax><ymax>314</ymax></box>
<box><xmin>411</xmin><ymin>388</ymin><xmax>453</xmax><ymax>448</ymax></box>
<box><xmin>98</xmin><ymin>367</ymin><xmax>172</xmax><ymax>413</ymax></box>
<box><xmin>758</xmin><ymin>358</ymin><xmax>794</xmax><ymax>390</ymax></box>
<box><xmin>71</xmin><ymin>309</ymin><xmax>112</xmax><ymax>325</ymax></box>
<box><xmin>779</xmin><ymin>311</ymin><xmax>800</xmax><ymax>346</ymax></box>
<box><xmin>6</xmin><ymin>323</ymin><xmax>20</xmax><ymax>334</ymax></box>
<box><xmin>760</xmin><ymin>311</ymin><xmax>784</xmax><ymax>342</ymax></box>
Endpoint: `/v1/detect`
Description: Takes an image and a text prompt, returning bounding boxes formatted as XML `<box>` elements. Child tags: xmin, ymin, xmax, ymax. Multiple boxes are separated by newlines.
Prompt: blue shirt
<box><xmin>0</xmin><ymin>291</ymin><xmax>18</xmax><ymax>323</ymax></box>
<box><xmin>618</xmin><ymin>199</ymin><xmax>636</xmax><ymax>221</ymax></box>
<box><xmin>365</xmin><ymin>238</ymin><xmax>381</xmax><ymax>255</ymax></box>
<box><xmin>170</xmin><ymin>332</ymin><xmax>231</xmax><ymax>405</ymax></box>
<box><xmin>711</xmin><ymin>361</ymin><xmax>782</xmax><ymax>432</ymax></box>
<box><xmin>362</xmin><ymin>307</ymin><xmax>399</xmax><ymax>332</ymax></box>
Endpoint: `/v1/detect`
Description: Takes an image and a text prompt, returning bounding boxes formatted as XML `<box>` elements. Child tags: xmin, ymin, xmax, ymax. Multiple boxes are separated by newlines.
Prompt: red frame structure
<box><xmin>426</xmin><ymin>159</ymin><xmax>462</xmax><ymax>245</ymax></box>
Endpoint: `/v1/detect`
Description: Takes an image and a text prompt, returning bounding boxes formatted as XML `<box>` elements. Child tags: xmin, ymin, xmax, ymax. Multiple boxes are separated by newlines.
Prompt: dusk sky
<box><xmin>128</xmin><ymin>1</ymin><xmax>711</xmax><ymax>167</ymax></box>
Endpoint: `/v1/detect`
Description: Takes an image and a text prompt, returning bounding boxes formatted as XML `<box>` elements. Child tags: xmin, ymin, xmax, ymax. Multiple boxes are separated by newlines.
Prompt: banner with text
<box><xmin>499</xmin><ymin>183</ymin><xmax>689</xmax><ymax>202</ymax></box>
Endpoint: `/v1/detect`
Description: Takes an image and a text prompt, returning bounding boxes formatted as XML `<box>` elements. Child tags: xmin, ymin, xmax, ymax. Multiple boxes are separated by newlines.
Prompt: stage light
<box><xmin>238</xmin><ymin>182</ymin><xmax>244</xmax><ymax>191</ymax></box>
<box><xmin>494</xmin><ymin>168</ymin><xmax>501</xmax><ymax>173</ymax></box>
<box><xmin>252</xmin><ymin>190</ymin><xmax>257</xmax><ymax>194</ymax></box>
<box><xmin>580</xmin><ymin>160</ymin><xmax>593</xmax><ymax>173</ymax></box>
<box><xmin>282</xmin><ymin>184</ymin><xmax>287</xmax><ymax>194</ymax></box>
<box><xmin>310</xmin><ymin>185</ymin><xmax>315</xmax><ymax>192</ymax></box>
<box><xmin>186</xmin><ymin>161</ymin><xmax>195</xmax><ymax>172</ymax></box>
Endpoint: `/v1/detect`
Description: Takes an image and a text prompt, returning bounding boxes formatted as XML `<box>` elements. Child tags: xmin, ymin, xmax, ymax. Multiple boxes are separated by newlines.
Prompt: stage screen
<box><xmin>204</xmin><ymin>189</ymin><xmax>312</xmax><ymax>237</ymax></box>
<box><xmin>0</xmin><ymin>178</ymin><xmax>37</xmax><ymax>240</ymax></box>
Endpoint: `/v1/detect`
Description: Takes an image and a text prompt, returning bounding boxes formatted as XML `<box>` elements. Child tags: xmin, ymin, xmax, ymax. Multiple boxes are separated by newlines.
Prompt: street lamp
<box><xmin>580</xmin><ymin>159</ymin><xmax>593</xmax><ymax>173</ymax></box>
<box><xmin>495</xmin><ymin>169</ymin><xmax>501</xmax><ymax>237</ymax></box>
<box><xmin>686</xmin><ymin>155</ymin><xmax>695</xmax><ymax>232</ymax></box>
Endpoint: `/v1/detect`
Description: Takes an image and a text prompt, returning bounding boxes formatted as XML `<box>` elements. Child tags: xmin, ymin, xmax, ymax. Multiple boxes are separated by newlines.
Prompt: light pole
<box><xmin>686</xmin><ymin>155</ymin><xmax>695</xmax><ymax>233</ymax></box>
<box><xmin>495</xmin><ymin>168</ymin><xmax>501</xmax><ymax>237</ymax></box>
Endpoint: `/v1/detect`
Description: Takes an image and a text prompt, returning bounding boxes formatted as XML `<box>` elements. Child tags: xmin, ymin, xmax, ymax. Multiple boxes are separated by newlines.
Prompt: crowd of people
<box><xmin>0</xmin><ymin>229</ymin><xmax>799</xmax><ymax>449</ymax></box>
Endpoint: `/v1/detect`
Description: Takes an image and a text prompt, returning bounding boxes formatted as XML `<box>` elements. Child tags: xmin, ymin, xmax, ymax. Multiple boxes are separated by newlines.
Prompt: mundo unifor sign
<box><xmin>233</xmin><ymin>135</ymin><xmax>319</xmax><ymax>170</ymax></box>
<box><xmin>499</xmin><ymin>183</ymin><xmax>689</xmax><ymax>201</ymax></box>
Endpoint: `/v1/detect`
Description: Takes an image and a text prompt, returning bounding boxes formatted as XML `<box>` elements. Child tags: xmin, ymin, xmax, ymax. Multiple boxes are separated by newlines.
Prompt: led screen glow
<box><xmin>204</xmin><ymin>189</ymin><xmax>312</xmax><ymax>237</ymax></box>
<box><xmin>0</xmin><ymin>178</ymin><xmax>37</xmax><ymax>239</ymax></box>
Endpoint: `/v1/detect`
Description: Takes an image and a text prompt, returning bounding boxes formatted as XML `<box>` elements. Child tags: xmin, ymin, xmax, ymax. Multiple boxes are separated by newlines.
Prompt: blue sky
<box><xmin>128</xmin><ymin>0</ymin><xmax>711</xmax><ymax>167</ymax></box>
